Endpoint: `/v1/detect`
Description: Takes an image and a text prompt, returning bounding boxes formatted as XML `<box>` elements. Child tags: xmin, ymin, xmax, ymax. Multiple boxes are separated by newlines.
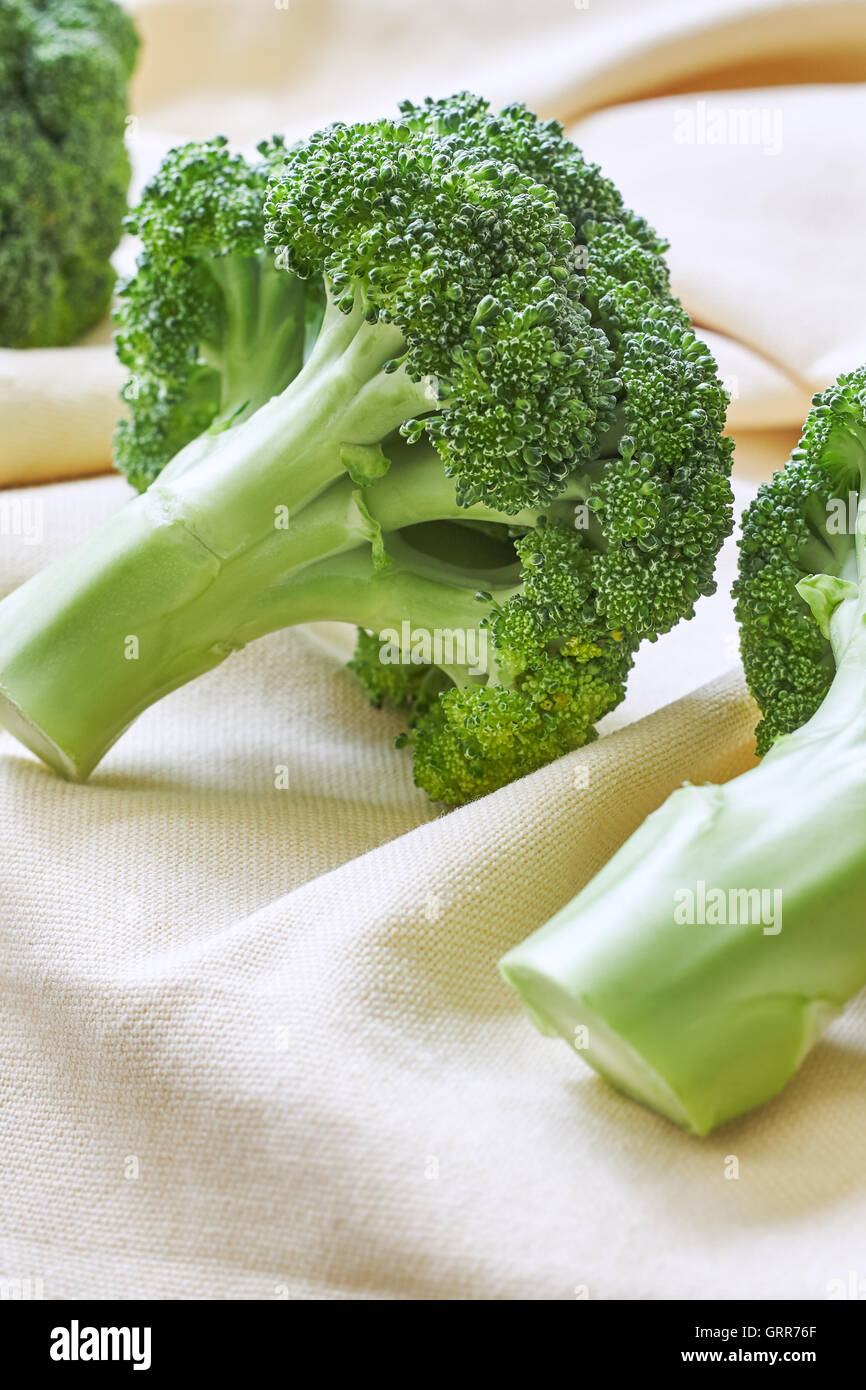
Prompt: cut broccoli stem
<box><xmin>500</xmin><ymin>490</ymin><xmax>866</xmax><ymax>1135</ymax></box>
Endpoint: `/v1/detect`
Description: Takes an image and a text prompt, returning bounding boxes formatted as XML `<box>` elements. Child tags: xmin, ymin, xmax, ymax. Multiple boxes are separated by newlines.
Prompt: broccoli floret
<box><xmin>733</xmin><ymin>375</ymin><xmax>866</xmax><ymax>752</ymax></box>
<box><xmin>0</xmin><ymin>96</ymin><xmax>732</xmax><ymax>804</ymax></box>
<box><xmin>113</xmin><ymin>135</ymin><xmax>316</xmax><ymax>492</ymax></box>
<box><xmin>398</xmin><ymin>93</ymin><xmax>667</xmax><ymax>255</ymax></box>
<box><xmin>501</xmin><ymin>367</ymin><xmax>866</xmax><ymax>1134</ymax></box>
<box><xmin>0</xmin><ymin>0</ymin><xmax>138</xmax><ymax>347</ymax></box>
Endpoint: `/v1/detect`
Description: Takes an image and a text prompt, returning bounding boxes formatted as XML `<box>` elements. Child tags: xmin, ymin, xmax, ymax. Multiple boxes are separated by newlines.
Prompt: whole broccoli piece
<box><xmin>0</xmin><ymin>96</ymin><xmax>732</xmax><ymax>803</ymax></box>
<box><xmin>501</xmin><ymin>367</ymin><xmax>866</xmax><ymax>1133</ymax></box>
<box><xmin>0</xmin><ymin>0</ymin><xmax>138</xmax><ymax>347</ymax></box>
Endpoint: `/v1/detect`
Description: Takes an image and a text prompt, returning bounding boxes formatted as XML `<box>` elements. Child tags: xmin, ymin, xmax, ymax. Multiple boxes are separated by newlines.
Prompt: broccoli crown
<box><xmin>394</xmin><ymin>93</ymin><xmax>733</xmax><ymax>638</ymax></box>
<box><xmin>114</xmin><ymin>135</ymin><xmax>313</xmax><ymax>492</ymax></box>
<box><xmin>330</xmin><ymin>100</ymin><xmax>732</xmax><ymax>800</ymax></box>
<box><xmin>0</xmin><ymin>0</ymin><xmax>138</xmax><ymax>347</ymax></box>
<box><xmin>734</xmin><ymin>367</ymin><xmax>866</xmax><ymax>754</ymax></box>
<box><xmin>265</xmin><ymin>116</ymin><xmax>618</xmax><ymax>515</ymax></box>
<box><xmin>398</xmin><ymin>92</ymin><xmax>666</xmax><ymax>255</ymax></box>
<box><xmin>110</xmin><ymin>97</ymin><xmax>733</xmax><ymax>805</ymax></box>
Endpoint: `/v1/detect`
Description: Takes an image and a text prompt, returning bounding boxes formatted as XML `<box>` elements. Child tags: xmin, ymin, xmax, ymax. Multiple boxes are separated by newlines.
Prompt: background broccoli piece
<box><xmin>0</xmin><ymin>0</ymin><xmax>138</xmax><ymax>347</ymax></box>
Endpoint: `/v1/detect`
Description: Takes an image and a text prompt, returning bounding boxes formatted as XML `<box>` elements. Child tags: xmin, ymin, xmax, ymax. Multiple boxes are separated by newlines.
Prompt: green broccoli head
<box><xmin>265</xmin><ymin>115</ymin><xmax>618</xmax><ymax>514</ymax></box>
<box><xmin>0</xmin><ymin>0</ymin><xmax>138</xmax><ymax>347</ymax></box>
<box><xmin>332</xmin><ymin>97</ymin><xmax>733</xmax><ymax>801</ymax></box>
<box><xmin>734</xmin><ymin>367</ymin><xmax>866</xmax><ymax>754</ymax></box>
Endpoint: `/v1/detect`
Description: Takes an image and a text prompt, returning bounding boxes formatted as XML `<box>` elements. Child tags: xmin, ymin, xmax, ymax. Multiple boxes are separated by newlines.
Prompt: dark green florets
<box><xmin>265</xmin><ymin>118</ymin><xmax>617</xmax><ymax>514</ymax></box>
<box><xmin>398</xmin><ymin>93</ymin><xmax>666</xmax><ymax>255</ymax></box>
<box><xmin>394</xmin><ymin>93</ymin><xmax>734</xmax><ymax>641</ymax></box>
<box><xmin>591</xmin><ymin>327</ymin><xmax>733</xmax><ymax>638</ymax></box>
<box><xmin>734</xmin><ymin>368</ymin><xmax>866</xmax><ymax>754</ymax></box>
<box><xmin>410</xmin><ymin>645</ymin><xmax>630</xmax><ymax>806</ymax></box>
<box><xmin>0</xmin><ymin>0</ymin><xmax>138</xmax><ymax>347</ymax></box>
<box><xmin>408</xmin><ymin>524</ymin><xmax>632</xmax><ymax>804</ymax></box>
<box><xmin>127</xmin><ymin>135</ymin><xmax>272</xmax><ymax>259</ymax></box>
<box><xmin>492</xmin><ymin>522</ymin><xmax>610</xmax><ymax>673</ymax></box>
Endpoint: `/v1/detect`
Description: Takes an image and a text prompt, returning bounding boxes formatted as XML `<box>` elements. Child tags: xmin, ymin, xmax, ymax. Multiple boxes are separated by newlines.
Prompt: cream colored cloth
<box><xmin>1</xmin><ymin>0</ymin><xmax>866</xmax><ymax>1300</ymax></box>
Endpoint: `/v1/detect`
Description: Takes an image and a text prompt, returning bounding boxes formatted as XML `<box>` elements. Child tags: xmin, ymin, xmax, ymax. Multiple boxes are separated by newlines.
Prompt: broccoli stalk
<box><xmin>0</xmin><ymin>99</ymin><xmax>733</xmax><ymax>803</ymax></box>
<box><xmin>0</xmin><ymin>434</ymin><xmax>527</xmax><ymax>779</ymax></box>
<box><xmin>501</xmin><ymin>368</ymin><xmax>866</xmax><ymax>1133</ymax></box>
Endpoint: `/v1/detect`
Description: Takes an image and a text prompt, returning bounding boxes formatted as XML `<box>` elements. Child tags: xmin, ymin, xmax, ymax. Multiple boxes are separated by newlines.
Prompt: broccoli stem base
<box><xmin>501</xmin><ymin>564</ymin><xmax>866</xmax><ymax>1134</ymax></box>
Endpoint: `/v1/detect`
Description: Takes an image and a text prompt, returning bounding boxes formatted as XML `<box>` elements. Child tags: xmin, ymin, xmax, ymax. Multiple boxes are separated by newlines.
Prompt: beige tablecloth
<box><xmin>1</xmin><ymin>0</ymin><xmax>865</xmax><ymax>1300</ymax></box>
